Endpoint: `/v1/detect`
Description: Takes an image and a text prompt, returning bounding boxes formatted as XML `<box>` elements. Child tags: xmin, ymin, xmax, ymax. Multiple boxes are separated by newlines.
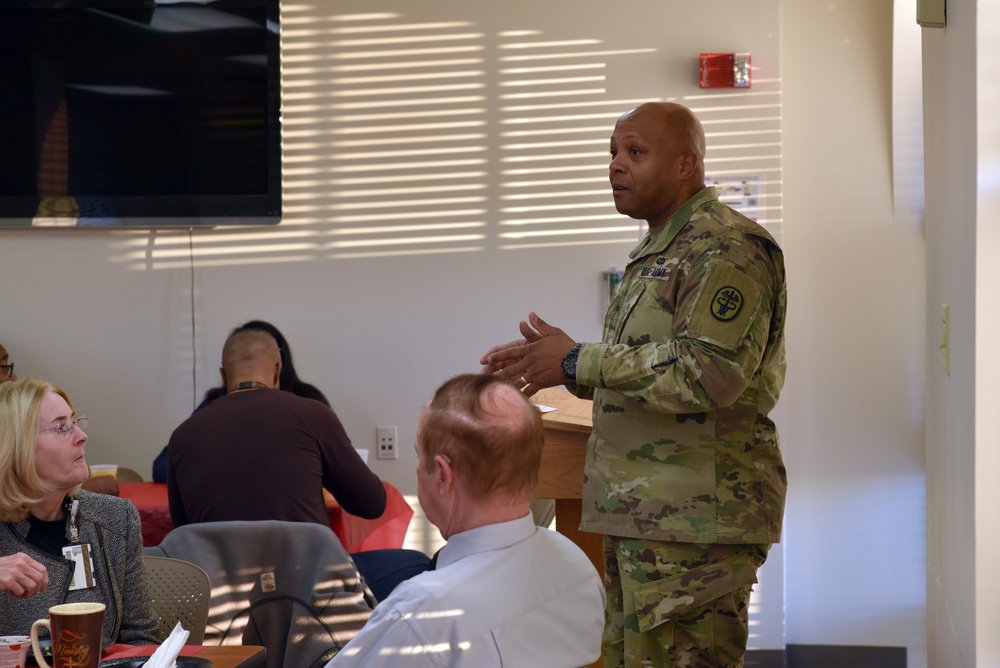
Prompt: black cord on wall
<box><xmin>188</xmin><ymin>227</ymin><xmax>197</xmax><ymax>412</ymax></box>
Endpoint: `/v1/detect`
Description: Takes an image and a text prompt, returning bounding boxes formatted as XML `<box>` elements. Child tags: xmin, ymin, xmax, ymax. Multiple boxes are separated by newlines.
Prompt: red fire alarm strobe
<box><xmin>699</xmin><ymin>53</ymin><xmax>751</xmax><ymax>89</ymax></box>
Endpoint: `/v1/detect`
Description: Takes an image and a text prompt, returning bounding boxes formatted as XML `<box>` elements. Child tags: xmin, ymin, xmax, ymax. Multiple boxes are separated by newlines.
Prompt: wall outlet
<box><xmin>376</xmin><ymin>426</ymin><xmax>397</xmax><ymax>460</ymax></box>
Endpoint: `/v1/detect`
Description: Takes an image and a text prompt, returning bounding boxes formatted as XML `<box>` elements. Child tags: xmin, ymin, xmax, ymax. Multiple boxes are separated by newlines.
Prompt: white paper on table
<box><xmin>142</xmin><ymin>622</ymin><xmax>189</xmax><ymax>668</ymax></box>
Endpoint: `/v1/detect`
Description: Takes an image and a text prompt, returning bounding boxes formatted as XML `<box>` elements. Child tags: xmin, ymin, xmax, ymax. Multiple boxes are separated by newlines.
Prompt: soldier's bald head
<box><xmin>621</xmin><ymin>102</ymin><xmax>705</xmax><ymax>173</ymax></box>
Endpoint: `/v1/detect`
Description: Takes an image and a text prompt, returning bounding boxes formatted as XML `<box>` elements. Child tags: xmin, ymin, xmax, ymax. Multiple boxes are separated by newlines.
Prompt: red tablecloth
<box><xmin>102</xmin><ymin>643</ymin><xmax>203</xmax><ymax>660</ymax></box>
<box><xmin>100</xmin><ymin>643</ymin><xmax>265</xmax><ymax>668</ymax></box>
<box><xmin>119</xmin><ymin>481</ymin><xmax>412</xmax><ymax>553</ymax></box>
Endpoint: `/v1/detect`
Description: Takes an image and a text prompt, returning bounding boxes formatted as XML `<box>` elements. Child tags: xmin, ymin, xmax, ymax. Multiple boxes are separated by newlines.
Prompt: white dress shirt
<box><xmin>327</xmin><ymin>513</ymin><xmax>605</xmax><ymax>668</ymax></box>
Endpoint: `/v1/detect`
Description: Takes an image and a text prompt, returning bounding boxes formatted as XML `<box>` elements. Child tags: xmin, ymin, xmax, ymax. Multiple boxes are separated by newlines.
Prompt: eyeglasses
<box><xmin>0</xmin><ymin>363</ymin><xmax>12</xmax><ymax>378</ymax></box>
<box><xmin>39</xmin><ymin>416</ymin><xmax>88</xmax><ymax>438</ymax></box>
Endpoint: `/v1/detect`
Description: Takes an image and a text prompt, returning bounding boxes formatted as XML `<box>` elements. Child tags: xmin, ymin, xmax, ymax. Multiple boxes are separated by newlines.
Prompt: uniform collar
<box><xmin>629</xmin><ymin>186</ymin><xmax>718</xmax><ymax>262</ymax></box>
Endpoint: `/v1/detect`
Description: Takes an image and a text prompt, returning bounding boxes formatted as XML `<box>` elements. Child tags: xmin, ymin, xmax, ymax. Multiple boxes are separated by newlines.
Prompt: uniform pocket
<box><xmin>628</xmin><ymin>545</ymin><xmax>762</xmax><ymax>634</ymax></box>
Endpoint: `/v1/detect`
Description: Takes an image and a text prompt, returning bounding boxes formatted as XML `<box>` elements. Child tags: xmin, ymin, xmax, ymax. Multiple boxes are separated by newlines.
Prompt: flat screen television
<box><xmin>0</xmin><ymin>0</ymin><xmax>281</xmax><ymax>228</ymax></box>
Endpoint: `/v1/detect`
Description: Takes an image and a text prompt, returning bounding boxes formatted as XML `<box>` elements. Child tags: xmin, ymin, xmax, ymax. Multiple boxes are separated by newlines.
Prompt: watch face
<box><xmin>562</xmin><ymin>345</ymin><xmax>580</xmax><ymax>379</ymax></box>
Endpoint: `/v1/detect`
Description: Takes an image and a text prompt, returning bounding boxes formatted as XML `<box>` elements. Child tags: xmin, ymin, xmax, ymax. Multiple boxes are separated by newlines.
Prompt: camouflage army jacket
<box><xmin>573</xmin><ymin>187</ymin><xmax>787</xmax><ymax>544</ymax></box>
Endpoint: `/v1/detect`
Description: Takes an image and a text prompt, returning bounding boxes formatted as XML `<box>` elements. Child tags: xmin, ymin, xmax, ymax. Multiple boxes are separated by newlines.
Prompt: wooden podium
<box><xmin>533</xmin><ymin>387</ymin><xmax>605</xmax><ymax>668</ymax></box>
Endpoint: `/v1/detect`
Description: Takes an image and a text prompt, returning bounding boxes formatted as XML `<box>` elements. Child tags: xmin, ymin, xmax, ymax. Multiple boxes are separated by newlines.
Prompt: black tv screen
<box><xmin>0</xmin><ymin>0</ymin><xmax>281</xmax><ymax>227</ymax></box>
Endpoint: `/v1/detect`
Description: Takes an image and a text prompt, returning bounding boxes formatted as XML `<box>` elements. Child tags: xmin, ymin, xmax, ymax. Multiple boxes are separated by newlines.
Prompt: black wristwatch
<box><xmin>562</xmin><ymin>343</ymin><xmax>583</xmax><ymax>380</ymax></box>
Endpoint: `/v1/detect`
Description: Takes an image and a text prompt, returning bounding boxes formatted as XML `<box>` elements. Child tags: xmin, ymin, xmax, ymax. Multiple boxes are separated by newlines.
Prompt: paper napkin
<box><xmin>142</xmin><ymin>622</ymin><xmax>189</xmax><ymax>668</ymax></box>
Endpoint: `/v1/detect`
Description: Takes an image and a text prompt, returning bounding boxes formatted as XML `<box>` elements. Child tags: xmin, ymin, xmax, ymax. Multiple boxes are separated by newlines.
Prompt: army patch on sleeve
<box><xmin>710</xmin><ymin>286</ymin><xmax>743</xmax><ymax>321</ymax></box>
<box><xmin>687</xmin><ymin>262</ymin><xmax>763</xmax><ymax>350</ymax></box>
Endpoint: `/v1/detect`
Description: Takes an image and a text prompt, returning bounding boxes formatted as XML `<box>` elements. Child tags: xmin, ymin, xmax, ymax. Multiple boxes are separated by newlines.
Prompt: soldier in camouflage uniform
<box><xmin>481</xmin><ymin>101</ymin><xmax>786</xmax><ymax>667</ymax></box>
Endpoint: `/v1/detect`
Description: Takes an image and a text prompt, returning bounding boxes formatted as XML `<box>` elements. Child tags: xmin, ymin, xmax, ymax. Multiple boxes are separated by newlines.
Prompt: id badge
<box><xmin>62</xmin><ymin>543</ymin><xmax>96</xmax><ymax>591</ymax></box>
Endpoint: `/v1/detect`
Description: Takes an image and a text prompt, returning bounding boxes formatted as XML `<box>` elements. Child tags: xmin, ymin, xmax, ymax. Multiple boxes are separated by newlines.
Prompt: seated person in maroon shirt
<box><xmin>151</xmin><ymin>319</ymin><xmax>329</xmax><ymax>483</ymax></box>
<box><xmin>166</xmin><ymin>328</ymin><xmax>386</xmax><ymax>527</ymax></box>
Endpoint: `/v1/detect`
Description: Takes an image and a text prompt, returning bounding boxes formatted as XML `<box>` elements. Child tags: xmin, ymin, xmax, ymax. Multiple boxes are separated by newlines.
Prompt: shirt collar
<box><xmin>435</xmin><ymin>512</ymin><xmax>535</xmax><ymax>570</ymax></box>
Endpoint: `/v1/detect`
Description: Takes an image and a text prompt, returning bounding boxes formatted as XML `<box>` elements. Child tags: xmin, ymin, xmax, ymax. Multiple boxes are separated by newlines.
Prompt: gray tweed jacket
<box><xmin>0</xmin><ymin>490</ymin><xmax>159</xmax><ymax>645</ymax></box>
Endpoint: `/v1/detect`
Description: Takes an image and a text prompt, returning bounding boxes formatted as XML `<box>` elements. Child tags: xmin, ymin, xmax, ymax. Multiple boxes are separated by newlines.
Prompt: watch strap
<box><xmin>562</xmin><ymin>343</ymin><xmax>583</xmax><ymax>380</ymax></box>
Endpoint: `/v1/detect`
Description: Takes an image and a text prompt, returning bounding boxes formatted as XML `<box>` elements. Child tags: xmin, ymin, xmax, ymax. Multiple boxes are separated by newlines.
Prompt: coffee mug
<box><xmin>31</xmin><ymin>602</ymin><xmax>105</xmax><ymax>668</ymax></box>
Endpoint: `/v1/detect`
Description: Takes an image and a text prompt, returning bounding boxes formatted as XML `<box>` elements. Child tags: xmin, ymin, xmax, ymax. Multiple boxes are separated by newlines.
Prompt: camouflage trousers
<box><xmin>603</xmin><ymin>536</ymin><xmax>770</xmax><ymax>668</ymax></box>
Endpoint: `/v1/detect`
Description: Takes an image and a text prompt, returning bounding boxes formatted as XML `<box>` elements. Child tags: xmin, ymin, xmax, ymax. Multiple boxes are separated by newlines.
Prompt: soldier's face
<box><xmin>609</xmin><ymin>108</ymin><xmax>689</xmax><ymax>229</ymax></box>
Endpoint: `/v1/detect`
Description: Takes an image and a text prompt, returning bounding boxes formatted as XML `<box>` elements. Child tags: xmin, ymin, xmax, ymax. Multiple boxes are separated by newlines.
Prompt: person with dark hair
<box><xmin>238</xmin><ymin>320</ymin><xmax>329</xmax><ymax>404</ymax></box>
<box><xmin>166</xmin><ymin>328</ymin><xmax>384</xmax><ymax>527</ymax></box>
<box><xmin>161</xmin><ymin>323</ymin><xmax>428</xmax><ymax>602</ymax></box>
<box><xmin>0</xmin><ymin>378</ymin><xmax>159</xmax><ymax>645</ymax></box>
<box><xmin>326</xmin><ymin>374</ymin><xmax>605</xmax><ymax>667</ymax></box>
<box><xmin>151</xmin><ymin>319</ymin><xmax>328</xmax><ymax>482</ymax></box>
<box><xmin>0</xmin><ymin>342</ymin><xmax>15</xmax><ymax>384</ymax></box>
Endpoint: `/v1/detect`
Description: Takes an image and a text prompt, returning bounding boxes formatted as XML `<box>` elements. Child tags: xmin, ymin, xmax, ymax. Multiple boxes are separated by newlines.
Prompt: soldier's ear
<box><xmin>677</xmin><ymin>151</ymin><xmax>698</xmax><ymax>179</ymax></box>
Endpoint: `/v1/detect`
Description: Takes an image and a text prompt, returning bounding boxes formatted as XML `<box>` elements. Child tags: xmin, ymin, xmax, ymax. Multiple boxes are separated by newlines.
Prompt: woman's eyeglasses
<box><xmin>39</xmin><ymin>416</ymin><xmax>88</xmax><ymax>438</ymax></box>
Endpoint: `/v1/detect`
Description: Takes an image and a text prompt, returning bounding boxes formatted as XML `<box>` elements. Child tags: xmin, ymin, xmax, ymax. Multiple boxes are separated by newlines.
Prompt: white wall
<box><xmin>922</xmin><ymin>0</ymin><xmax>977</xmax><ymax>665</ymax></box>
<box><xmin>975</xmin><ymin>1</ymin><xmax>1000</xmax><ymax>664</ymax></box>
<box><xmin>781</xmin><ymin>1</ymin><xmax>926</xmax><ymax>665</ymax></box>
<box><xmin>923</xmin><ymin>0</ymin><xmax>1000</xmax><ymax>666</ymax></box>
<box><xmin>0</xmin><ymin>1</ymin><xmax>933</xmax><ymax>662</ymax></box>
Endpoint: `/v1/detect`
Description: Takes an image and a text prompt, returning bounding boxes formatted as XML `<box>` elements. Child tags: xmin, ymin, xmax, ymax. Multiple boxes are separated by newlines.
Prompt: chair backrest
<box><xmin>145</xmin><ymin>520</ymin><xmax>374</xmax><ymax>668</ymax></box>
<box><xmin>142</xmin><ymin>555</ymin><xmax>211</xmax><ymax>644</ymax></box>
<box><xmin>116</xmin><ymin>466</ymin><xmax>144</xmax><ymax>482</ymax></box>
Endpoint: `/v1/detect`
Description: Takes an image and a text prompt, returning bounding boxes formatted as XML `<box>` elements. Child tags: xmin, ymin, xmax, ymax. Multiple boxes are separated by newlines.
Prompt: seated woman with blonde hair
<box><xmin>0</xmin><ymin>378</ymin><xmax>159</xmax><ymax>645</ymax></box>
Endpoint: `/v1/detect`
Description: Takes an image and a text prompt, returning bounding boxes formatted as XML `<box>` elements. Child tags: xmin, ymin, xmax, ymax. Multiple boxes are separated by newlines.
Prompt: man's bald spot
<box><xmin>423</xmin><ymin>374</ymin><xmax>543</xmax><ymax>459</ymax></box>
<box><xmin>424</xmin><ymin>374</ymin><xmax>542</xmax><ymax>501</ymax></box>
<box><xmin>476</xmin><ymin>379</ymin><xmax>536</xmax><ymax>432</ymax></box>
<box><xmin>430</xmin><ymin>376</ymin><xmax>536</xmax><ymax>438</ymax></box>
<box><xmin>222</xmin><ymin>329</ymin><xmax>280</xmax><ymax>374</ymax></box>
<box><xmin>620</xmin><ymin>102</ymin><xmax>707</xmax><ymax>162</ymax></box>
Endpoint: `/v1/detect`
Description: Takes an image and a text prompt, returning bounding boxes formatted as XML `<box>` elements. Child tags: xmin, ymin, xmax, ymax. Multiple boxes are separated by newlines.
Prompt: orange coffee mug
<box><xmin>30</xmin><ymin>602</ymin><xmax>105</xmax><ymax>668</ymax></box>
